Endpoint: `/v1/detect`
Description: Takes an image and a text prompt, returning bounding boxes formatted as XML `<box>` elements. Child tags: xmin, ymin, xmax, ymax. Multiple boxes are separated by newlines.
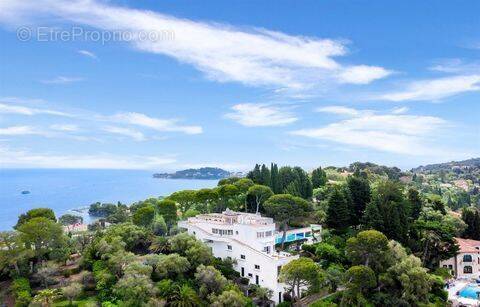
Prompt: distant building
<box><xmin>178</xmin><ymin>209</ymin><xmax>319</xmax><ymax>304</ymax></box>
<box><xmin>63</xmin><ymin>223</ymin><xmax>88</xmax><ymax>233</ymax></box>
<box><xmin>440</xmin><ymin>237</ymin><xmax>480</xmax><ymax>279</ymax></box>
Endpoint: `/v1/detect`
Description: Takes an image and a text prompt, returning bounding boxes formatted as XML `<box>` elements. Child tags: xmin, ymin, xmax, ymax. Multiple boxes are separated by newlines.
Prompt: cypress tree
<box><xmin>247</xmin><ymin>164</ymin><xmax>262</xmax><ymax>184</ymax></box>
<box><xmin>347</xmin><ymin>176</ymin><xmax>371</xmax><ymax>226</ymax></box>
<box><xmin>326</xmin><ymin>187</ymin><xmax>352</xmax><ymax>232</ymax></box>
<box><xmin>270</xmin><ymin>163</ymin><xmax>280</xmax><ymax>193</ymax></box>
<box><xmin>260</xmin><ymin>164</ymin><xmax>271</xmax><ymax>187</ymax></box>
<box><xmin>311</xmin><ymin>167</ymin><xmax>327</xmax><ymax>189</ymax></box>
<box><xmin>362</xmin><ymin>202</ymin><xmax>383</xmax><ymax>231</ymax></box>
<box><xmin>407</xmin><ymin>188</ymin><xmax>423</xmax><ymax>220</ymax></box>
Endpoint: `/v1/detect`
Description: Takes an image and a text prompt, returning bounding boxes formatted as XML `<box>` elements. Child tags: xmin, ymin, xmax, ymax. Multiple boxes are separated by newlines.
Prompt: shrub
<box><xmin>11</xmin><ymin>278</ymin><xmax>32</xmax><ymax>307</ymax></box>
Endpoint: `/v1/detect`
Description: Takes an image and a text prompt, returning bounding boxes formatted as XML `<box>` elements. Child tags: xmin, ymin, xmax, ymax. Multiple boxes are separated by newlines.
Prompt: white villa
<box><xmin>440</xmin><ymin>237</ymin><xmax>480</xmax><ymax>279</ymax></box>
<box><xmin>178</xmin><ymin>209</ymin><xmax>319</xmax><ymax>304</ymax></box>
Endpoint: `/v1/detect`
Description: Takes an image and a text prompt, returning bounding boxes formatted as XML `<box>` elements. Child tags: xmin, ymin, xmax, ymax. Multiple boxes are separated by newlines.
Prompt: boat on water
<box><xmin>21</xmin><ymin>190</ymin><xmax>30</xmax><ymax>195</ymax></box>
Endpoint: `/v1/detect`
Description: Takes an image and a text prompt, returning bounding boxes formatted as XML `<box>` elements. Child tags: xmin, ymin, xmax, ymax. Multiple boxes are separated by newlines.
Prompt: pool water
<box><xmin>459</xmin><ymin>284</ymin><xmax>480</xmax><ymax>299</ymax></box>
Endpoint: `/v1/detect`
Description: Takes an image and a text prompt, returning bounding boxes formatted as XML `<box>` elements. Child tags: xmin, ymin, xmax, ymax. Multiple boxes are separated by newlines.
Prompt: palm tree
<box><xmin>169</xmin><ymin>284</ymin><xmax>201</xmax><ymax>307</ymax></box>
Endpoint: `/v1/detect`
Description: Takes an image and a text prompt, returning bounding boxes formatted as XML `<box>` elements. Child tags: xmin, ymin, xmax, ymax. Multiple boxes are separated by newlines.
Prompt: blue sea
<box><xmin>0</xmin><ymin>169</ymin><xmax>217</xmax><ymax>230</ymax></box>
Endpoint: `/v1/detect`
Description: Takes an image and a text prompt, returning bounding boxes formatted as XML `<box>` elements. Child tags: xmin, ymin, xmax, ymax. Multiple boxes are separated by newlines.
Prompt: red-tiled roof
<box><xmin>455</xmin><ymin>237</ymin><xmax>480</xmax><ymax>253</ymax></box>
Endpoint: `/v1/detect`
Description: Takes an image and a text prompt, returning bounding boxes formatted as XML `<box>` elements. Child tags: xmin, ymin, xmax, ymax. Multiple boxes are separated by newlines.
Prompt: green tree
<box><xmin>325</xmin><ymin>187</ymin><xmax>352</xmax><ymax>232</ymax></box>
<box><xmin>58</xmin><ymin>214</ymin><xmax>83</xmax><ymax>226</ymax></box>
<box><xmin>195</xmin><ymin>264</ymin><xmax>228</xmax><ymax>298</ymax></box>
<box><xmin>277</xmin><ymin>166</ymin><xmax>313</xmax><ymax>199</ymax></box>
<box><xmin>233</xmin><ymin>178</ymin><xmax>255</xmax><ymax>194</ymax></box>
<box><xmin>343</xmin><ymin>265</ymin><xmax>376</xmax><ymax>303</ymax></box>
<box><xmin>279</xmin><ymin>257</ymin><xmax>324</xmax><ymax>301</ymax></box>
<box><xmin>156</xmin><ymin>200</ymin><xmax>178</xmax><ymax>229</ymax></box>
<box><xmin>346</xmin><ymin>230</ymin><xmax>390</xmax><ymax>274</ymax></box>
<box><xmin>413</xmin><ymin>208</ymin><xmax>461</xmax><ymax>268</ymax></box>
<box><xmin>347</xmin><ymin>176</ymin><xmax>371</xmax><ymax>226</ymax></box>
<box><xmin>462</xmin><ymin>208</ymin><xmax>480</xmax><ymax>240</ymax></box>
<box><xmin>211</xmin><ymin>290</ymin><xmax>249</xmax><ymax>307</ymax></box>
<box><xmin>168</xmin><ymin>190</ymin><xmax>197</xmax><ymax>213</ymax></box>
<box><xmin>247</xmin><ymin>164</ymin><xmax>263</xmax><ymax>184</ymax></box>
<box><xmin>152</xmin><ymin>215</ymin><xmax>168</xmax><ymax>236</ymax></box>
<box><xmin>379</xmin><ymin>254</ymin><xmax>433</xmax><ymax>305</ymax></box>
<box><xmin>311</xmin><ymin>167</ymin><xmax>327</xmax><ymax>189</ymax></box>
<box><xmin>0</xmin><ymin>231</ymin><xmax>32</xmax><ymax>276</ymax></box>
<box><xmin>315</xmin><ymin>243</ymin><xmax>344</xmax><ymax>268</ymax></box>
<box><xmin>113</xmin><ymin>272</ymin><xmax>156</xmax><ymax>306</ymax></box>
<box><xmin>366</xmin><ymin>181</ymin><xmax>409</xmax><ymax>244</ymax></box>
<box><xmin>32</xmin><ymin>289</ymin><xmax>60</xmax><ymax>307</ymax></box>
<box><xmin>195</xmin><ymin>188</ymin><xmax>219</xmax><ymax>213</ymax></box>
<box><xmin>36</xmin><ymin>262</ymin><xmax>60</xmax><ymax>288</ymax></box>
<box><xmin>62</xmin><ymin>282</ymin><xmax>83</xmax><ymax>306</ymax></box>
<box><xmin>270</xmin><ymin>163</ymin><xmax>280</xmax><ymax>193</ymax></box>
<box><xmin>325</xmin><ymin>264</ymin><xmax>344</xmax><ymax>292</ymax></box>
<box><xmin>132</xmin><ymin>205</ymin><xmax>155</xmax><ymax>228</ymax></box>
<box><xmin>15</xmin><ymin>208</ymin><xmax>56</xmax><ymax>229</ymax></box>
<box><xmin>170</xmin><ymin>284</ymin><xmax>201</xmax><ymax>307</ymax></box>
<box><xmin>154</xmin><ymin>254</ymin><xmax>190</xmax><ymax>279</ymax></box>
<box><xmin>247</xmin><ymin>184</ymin><xmax>274</xmax><ymax>213</ymax></box>
<box><xmin>407</xmin><ymin>188</ymin><xmax>423</xmax><ymax>221</ymax></box>
<box><xmin>168</xmin><ymin>232</ymin><xmax>214</xmax><ymax>266</ymax></box>
<box><xmin>17</xmin><ymin>217</ymin><xmax>66</xmax><ymax>265</ymax></box>
<box><xmin>261</xmin><ymin>164</ymin><xmax>271</xmax><ymax>187</ymax></box>
<box><xmin>264</xmin><ymin>194</ymin><xmax>312</xmax><ymax>247</ymax></box>
<box><xmin>362</xmin><ymin>201</ymin><xmax>384</xmax><ymax>231</ymax></box>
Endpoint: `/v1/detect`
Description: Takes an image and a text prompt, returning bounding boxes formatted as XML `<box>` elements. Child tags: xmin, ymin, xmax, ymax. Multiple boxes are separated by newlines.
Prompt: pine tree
<box><xmin>311</xmin><ymin>167</ymin><xmax>327</xmax><ymax>189</ymax></box>
<box><xmin>260</xmin><ymin>164</ymin><xmax>271</xmax><ymax>187</ymax></box>
<box><xmin>326</xmin><ymin>187</ymin><xmax>352</xmax><ymax>232</ymax></box>
<box><xmin>362</xmin><ymin>202</ymin><xmax>383</xmax><ymax>231</ymax></box>
<box><xmin>247</xmin><ymin>164</ymin><xmax>262</xmax><ymax>184</ymax></box>
<box><xmin>407</xmin><ymin>188</ymin><xmax>423</xmax><ymax>221</ymax></box>
<box><xmin>347</xmin><ymin>176</ymin><xmax>371</xmax><ymax>226</ymax></box>
<box><xmin>270</xmin><ymin>163</ymin><xmax>280</xmax><ymax>194</ymax></box>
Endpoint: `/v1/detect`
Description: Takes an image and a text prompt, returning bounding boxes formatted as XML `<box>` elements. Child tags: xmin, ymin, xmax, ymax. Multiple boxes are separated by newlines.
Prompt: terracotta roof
<box><xmin>455</xmin><ymin>237</ymin><xmax>480</xmax><ymax>253</ymax></box>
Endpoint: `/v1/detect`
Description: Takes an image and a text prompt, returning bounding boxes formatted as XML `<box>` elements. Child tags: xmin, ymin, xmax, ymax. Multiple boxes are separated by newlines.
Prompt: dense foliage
<box><xmin>2</xmin><ymin>159</ymin><xmax>478</xmax><ymax>306</ymax></box>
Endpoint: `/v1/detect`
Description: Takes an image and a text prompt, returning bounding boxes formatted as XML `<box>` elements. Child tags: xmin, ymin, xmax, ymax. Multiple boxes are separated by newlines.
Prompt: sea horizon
<box><xmin>0</xmin><ymin>168</ymin><xmax>218</xmax><ymax>230</ymax></box>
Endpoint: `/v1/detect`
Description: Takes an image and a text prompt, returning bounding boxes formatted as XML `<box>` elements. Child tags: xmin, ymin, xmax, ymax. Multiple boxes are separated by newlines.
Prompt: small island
<box><xmin>153</xmin><ymin>167</ymin><xmax>233</xmax><ymax>180</ymax></box>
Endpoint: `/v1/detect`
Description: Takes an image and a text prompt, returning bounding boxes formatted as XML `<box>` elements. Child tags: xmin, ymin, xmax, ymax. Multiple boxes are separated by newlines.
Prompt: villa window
<box><xmin>257</xmin><ymin>232</ymin><xmax>265</xmax><ymax>238</ymax></box>
<box><xmin>255</xmin><ymin>264</ymin><xmax>260</xmax><ymax>270</ymax></box>
<box><xmin>464</xmin><ymin>266</ymin><xmax>473</xmax><ymax>274</ymax></box>
<box><xmin>463</xmin><ymin>255</ymin><xmax>473</xmax><ymax>262</ymax></box>
<box><xmin>240</xmin><ymin>254</ymin><xmax>245</xmax><ymax>260</ymax></box>
<box><xmin>265</xmin><ymin>231</ymin><xmax>272</xmax><ymax>237</ymax></box>
<box><xmin>227</xmin><ymin>245</ymin><xmax>232</xmax><ymax>250</ymax></box>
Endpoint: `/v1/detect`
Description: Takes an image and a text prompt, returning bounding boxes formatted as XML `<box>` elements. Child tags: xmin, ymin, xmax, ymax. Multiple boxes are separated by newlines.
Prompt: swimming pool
<box><xmin>459</xmin><ymin>283</ymin><xmax>480</xmax><ymax>299</ymax></box>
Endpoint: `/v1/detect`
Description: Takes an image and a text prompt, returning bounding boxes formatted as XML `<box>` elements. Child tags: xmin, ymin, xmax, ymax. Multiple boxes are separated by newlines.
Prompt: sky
<box><xmin>0</xmin><ymin>0</ymin><xmax>479</xmax><ymax>171</ymax></box>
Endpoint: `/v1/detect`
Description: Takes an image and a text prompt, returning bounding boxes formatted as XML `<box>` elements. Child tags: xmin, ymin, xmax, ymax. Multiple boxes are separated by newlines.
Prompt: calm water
<box><xmin>0</xmin><ymin>169</ymin><xmax>217</xmax><ymax>230</ymax></box>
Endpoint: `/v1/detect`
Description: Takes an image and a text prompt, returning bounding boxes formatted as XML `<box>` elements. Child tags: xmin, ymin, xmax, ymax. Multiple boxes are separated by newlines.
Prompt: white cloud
<box><xmin>102</xmin><ymin>126</ymin><xmax>146</xmax><ymax>141</ymax></box>
<box><xmin>0</xmin><ymin>0</ymin><xmax>391</xmax><ymax>93</ymax></box>
<box><xmin>291</xmin><ymin>107</ymin><xmax>449</xmax><ymax>155</ymax></box>
<box><xmin>315</xmin><ymin>106</ymin><xmax>365</xmax><ymax>117</ymax></box>
<box><xmin>0</xmin><ymin>96</ymin><xmax>47</xmax><ymax>104</ymax></box>
<box><xmin>0</xmin><ymin>125</ymin><xmax>48</xmax><ymax>136</ymax></box>
<box><xmin>225</xmin><ymin>103</ymin><xmax>298</xmax><ymax>127</ymax></box>
<box><xmin>50</xmin><ymin>124</ymin><xmax>79</xmax><ymax>131</ymax></box>
<box><xmin>391</xmin><ymin>106</ymin><xmax>409</xmax><ymax>114</ymax></box>
<box><xmin>338</xmin><ymin>65</ymin><xmax>392</xmax><ymax>85</ymax></box>
<box><xmin>0</xmin><ymin>102</ymin><xmax>71</xmax><ymax>116</ymax></box>
<box><xmin>41</xmin><ymin>76</ymin><xmax>83</xmax><ymax>84</ymax></box>
<box><xmin>78</xmin><ymin>49</ymin><xmax>97</xmax><ymax>59</ymax></box>
<box><xmin>0</xmin><ymin>145</ymin><xmax>176</xmax><ymax>169</ymax></box>
<box><xmin>379</xmin><ymin>75</ymin><xmax>480</xmax><ymax>102</ymax></box>
<box><xmin>108</xmin><ymin>112</ymin><xmax>202</xmax><ymax>135</ymax></box>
